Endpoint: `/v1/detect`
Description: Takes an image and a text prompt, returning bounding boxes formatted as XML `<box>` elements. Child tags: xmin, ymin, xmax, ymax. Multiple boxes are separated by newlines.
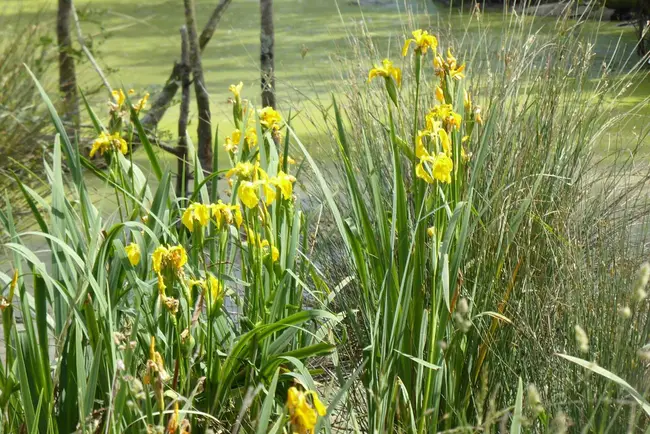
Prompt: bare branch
<box><xmin>260</xmin><ymin>0</ymin><xmax>276</xmax><ymax>108</ymax></box>
<box><xmin>176</xmin><ymin>26</ymin><xmax>191</xmax><ymax>197</ymax></box>
<box><xmin>184</xmin><ymin>0</ymin><xmax>213</xmax><ymax>173</ymax></box>
<box><xmin>141</xmin><ymin>0</ymin><xmax>232</xmax><ymax>131</ymax></box>
<box><xmin>70</xmin><ymin>0</ymin><xmax>113</xmax><ymax>94</ymax></box>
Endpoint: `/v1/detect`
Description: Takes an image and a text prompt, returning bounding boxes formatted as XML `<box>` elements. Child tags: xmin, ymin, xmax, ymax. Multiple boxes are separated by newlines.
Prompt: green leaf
<box><xmin>256</xmin><ymin>368</ymin><xmax>280</xmax><ymax>434</ymax></box>
<box><xmin>511</xmin><ymin>377</ymin><xmax>524</xmax><ymax>434</ymax></box>
<box><xmin>557</xmin><ymin>353</ymin><xmax>650</xmax><ymax>416</ymax></box>
<box><xmin>395</xmin><ymin>349</ymin><xmax>441</xmax><ymax>371</ymax></box>
<box><xmin>130</xmin><ymin>105</ymin><xmax>163</xmax><ymax>181</ymax></box>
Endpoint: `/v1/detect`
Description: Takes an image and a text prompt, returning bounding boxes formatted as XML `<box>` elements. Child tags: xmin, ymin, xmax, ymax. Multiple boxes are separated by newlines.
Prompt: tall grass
<box><xmin>303</xmin><ymin>0</ymin><xmax>650</xmax><ymax>431</ymax></box>
<box><xmin>0</xmin><ymin>9</ymin><xmax>57</xmax><ymax>191</ymax></box>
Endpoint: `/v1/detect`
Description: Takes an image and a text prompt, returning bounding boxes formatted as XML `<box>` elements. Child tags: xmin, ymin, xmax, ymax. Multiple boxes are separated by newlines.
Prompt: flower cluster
<box><xmin>224</xmin><ymin>127</ymin><xmax>258</xmax><ymax>154</ymax></box>
<box><xmin>181</xmin><ymin>201</ymin><xmax>244</xmax><ymax>232</ymax></box>
<box><xmin>188</xmin><ymin>273</ymin><xmax>225</xmax><ymax>314</ymax></box>
<box><xmin>109</xmin><ymin>88</ymin><xmax>149</xmax><ymax>114</ymax></box>
<box><xmin>152</xmin><ymin>244</ymin><xmax>187</xmax><ymax>300</ymax></box>
<box><xmin>247</xmin><ymin>229</ymin><xmax>280</xmax><ymax>262</ymax></box>
<box><xmin>89</xmin><ymin>131</ymin><xmax>128</xmax><ymax>158</ymax></box>
<box><xmin>367</xmin><ymin>29</ymin><xmax>482</xmax><ymax>187</ymax></box>
<box><xmin>434</xmin><ymin>48</ymin><xmax>466</xmax><ymax>80</ymax></box>
<box><xmin>226</xmin><ymin>162</ymin><xmax>296</xmax><ymax>209</ymax></box>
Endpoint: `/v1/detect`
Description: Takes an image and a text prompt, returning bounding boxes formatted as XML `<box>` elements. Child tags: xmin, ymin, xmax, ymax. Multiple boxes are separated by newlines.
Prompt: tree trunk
<box><xmin>260</xmin><ymin>0</ymin><xmax>276</xmax><ymax>108</ymax></box>
<box><xmin>176</xmin><ymin>26</ymin><xmax>191</xmax><ymax>198</ymax></box>
<box><xmin>142</xmin><ymin>0</ymin><xmax>232</xmax><ymax>131</ymax></box>
<box><xmin>184</xmin><ymin>0</ymin><xmax>213</xmax><ymax>173</ymax></box>
<box><xmin>57</xmin><ymin>0</ymin><xmax>79</xmax><ymax>133</ymax></box>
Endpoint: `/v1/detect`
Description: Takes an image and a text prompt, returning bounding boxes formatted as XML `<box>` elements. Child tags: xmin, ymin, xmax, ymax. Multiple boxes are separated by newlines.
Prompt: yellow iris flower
<box><xmin>432</xmin><ymin>153</ymin><xmax>454</xmax><ymax>183</ymax></box>
<box><xmin>416</xmin><ymin>144</ymin><xmax>454</xmax><ymax>184</ymax></box>
<box><xmin>224</xmin><ymin>136</ymin><xmax>238</xmax><ymax>153</ymax></box>
<box><xmin>225</xmin><ymin>161</ymin><xmax>257</xmax><ymax>180</ymax></box>
<box><xmin>245</xmin><ymin>127</ymin><xmax>258</xmax><ymax>147</ymax></box>
<box><xmin>181</xmin><ymin>202</ymin><xmax>211</xmax><ymax>231</ymax></box>
<box><xmin>270</xmin><ymin>171</ymin><xmax>296</xmax><ymax>200</ymax></box>
<box><xmin>435</xmin><ymin>86</ymin><xmax>445</xmax><ymax>103</ymax></box>
<box><xmin>427</xmin><ymin>105</ymin><xmax>462</xmax><ymax>131</ymax></box>
<box><xmin>258</xmin><ymin>106</ymin><xmax>282</xmax><ymax>130</ymax></box>
<box><xmin>417</xmin><ymin>128</ymin><xmax>451</xmax><ymax>157</ymax></box>
<box><xmin>125</xmin><ymin>242</ymin><xmax>141</xmax><ymax>266</ymax></box>
<box><xmin>261</xmin><ymin>240</ymin><xmax>280</xmax><ymax>262</ymax></box>
<box><xmin>89</xmin><ymin>132</ymin><xmax>128</xmax><ymax>158</ymax></box>
<box><xmin>112</xmin><ymin>89</ymin><xmax>125</xmax><ymax>107</ymax></box>
<box><xmin>229</xmin><ymin>81</ymin><xmax>243</xmax><ymax>100</ymax></box>
<box><xmin>402</xmin><ymin>29</ymin><xmax>438</xmax><ymax>57</ymax></box>
<box><xmin>434</xmin><ymin>48</ymin><xmax>466</xmax><ymax>80</ymax></box>
<box><xmin>287</xmin><ymin>387</ymin><xmax>327</xmax><ymax>434</ymax></box>
<box><xmin>210</xmin><ymin>200</ymin><xmax>243</xmax><ymax>228</ymax></box>
<box><xmin>207</xmin><ymin>274</ymin><xmax>224</xmax><ymax>310</ymax></box>
<box><xmin>132</xmin><ymin>92</ymin><xmax>149</xmax><ymax>112</ymax></box>
<box><xmin>238</xmin><ymin>181</ymin><xmax>260</xmax><ymax>209</ymax></box>
<box><xmin>152</xmin><ymin>245</ymin><xmax>187</xmax><ymax>275</ymax></box>
<box><xmin>368</xmin><ymin>59</ymin><xmax>402</xmax><ymax>87</ymax></box>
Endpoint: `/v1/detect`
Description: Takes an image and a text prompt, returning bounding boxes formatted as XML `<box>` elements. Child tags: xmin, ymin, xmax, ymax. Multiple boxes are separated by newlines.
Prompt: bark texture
<box><xmin>260</xmin><ymin>0</ymin><xmax>276</xmax><ymax>108</ymax></box>
<box><xmin>142</xmin><ymin>0</ymin><xmax>232</xmax><ymax>130</ymax></box>
<box><xmin>184</xmin><ymin>0</ymin><xmax>213</xmax><ymax>173</ymax></box>
<box><xmin>57</xmin><ymin>0</ymin><xmax>79</xmax><ymax>131</ymax></box>
<box><xmin>176</xmin><ymin>26</ymin><xmax>191</xmax><ymax>197</ymax></box>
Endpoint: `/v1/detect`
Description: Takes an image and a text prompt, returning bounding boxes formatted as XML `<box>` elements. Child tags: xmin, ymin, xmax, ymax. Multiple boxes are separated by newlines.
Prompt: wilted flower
<box><xmin>0</xmin><ymin>271</ymin><xmax>17</xmax><ymax>311</ymax></box>
<box><xmin>144</xmin><ymin>336</ymin><xmax>169</xmax><ymax>384</ymax></box>
<box><xmin>434</xmin><ymin>48</ymin><xmax>466</xmax><ymax>80</ymax></box>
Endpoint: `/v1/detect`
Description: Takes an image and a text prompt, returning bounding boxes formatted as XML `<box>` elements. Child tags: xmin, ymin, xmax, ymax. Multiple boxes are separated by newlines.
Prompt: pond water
<box><xmin>4</xmin><ymin>0</ymin><xmax>648</xmax><ymax>142</ymax></box>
